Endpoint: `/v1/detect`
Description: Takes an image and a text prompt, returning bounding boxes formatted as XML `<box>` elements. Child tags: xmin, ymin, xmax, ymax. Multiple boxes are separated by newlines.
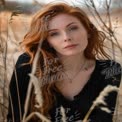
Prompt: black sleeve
<box><xmin>7</xmin><ymin>53</ymin><xmax>32</xmax><ymax>122</ymax></box>
<box><xmin>90</xmin><ymin>60</ymin><xmax>121</xmax><ymax>122</ymax></box>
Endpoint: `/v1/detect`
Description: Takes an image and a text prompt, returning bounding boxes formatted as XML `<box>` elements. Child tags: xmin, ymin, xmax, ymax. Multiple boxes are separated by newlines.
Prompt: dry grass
<box><xmin>0</xmin><ymin>11</ymin><xmax>31</xmax><ymax>121</ymax></box>
<box><xmin>0</xmin><ymin>3</ymin><xmax>122</xmax><ymax>122</ymax></box>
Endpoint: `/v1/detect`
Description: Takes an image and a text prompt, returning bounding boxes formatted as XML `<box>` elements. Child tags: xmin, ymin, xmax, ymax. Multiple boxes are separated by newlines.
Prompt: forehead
<box><xmin>47</xmin><ymin>13</ymin><xmax>81</xmax><ymax>30</ymax></box>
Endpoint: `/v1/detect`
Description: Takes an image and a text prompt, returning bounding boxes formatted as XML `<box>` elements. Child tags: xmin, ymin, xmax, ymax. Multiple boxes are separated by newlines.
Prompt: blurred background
<box><xmin>0</xmin><ymin>0</ymin><xmax>122</xmax><ymax>121</ymax></box>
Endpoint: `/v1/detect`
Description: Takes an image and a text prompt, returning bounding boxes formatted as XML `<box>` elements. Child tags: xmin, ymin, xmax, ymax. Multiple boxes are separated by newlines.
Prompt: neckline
<box><xmin>55</xmin><ymin>60</ymin><xmax>99</xmax><ymax>103</ymax></box>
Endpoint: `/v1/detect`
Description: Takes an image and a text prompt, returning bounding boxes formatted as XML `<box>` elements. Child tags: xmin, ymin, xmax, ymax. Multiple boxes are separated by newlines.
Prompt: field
<box><xmin>0</xmin><ymin>8</ymin><xmax>122</xmax><ymax>122</ymax></box>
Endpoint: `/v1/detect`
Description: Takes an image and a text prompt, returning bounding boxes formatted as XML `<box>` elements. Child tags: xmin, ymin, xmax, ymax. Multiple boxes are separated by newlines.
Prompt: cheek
<box><xmin>77</xmin><ymin>33</ymin><xmax>88</xmax><ymax>49</ymax></box>
<box><xmin>76</xmin><ymin>32</ymin><xmax>88</xmax><ymax>42</ymax></box>
<box><xmin>80</xmin><ymin>38</ymin><xmax>88</xmax><ymax>49</ymax></box>
<box><xmin>84</xmin><ymin>38</ymin><xmax>88</xmax><ymax>48</ymax></box>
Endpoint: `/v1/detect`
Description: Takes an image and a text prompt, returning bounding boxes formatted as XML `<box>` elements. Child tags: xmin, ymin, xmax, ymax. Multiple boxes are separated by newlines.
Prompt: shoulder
<box><xmin>96</xmin><ymin>60</ymin><xmax>121</xmax><ymax>73</ymax></box>
<box><xmin>96</xmin><ymin>59</ymin><xmax>121</xmax><ymax>86</ymax></box>
<box><xmin>13</xmin><ymin>53</ymin><xmax>32</xmax><ymax>75</ymax></box>
<box><xmin>15</xmin><ymin>53</ymin><xmax>31</xmax><ymax>69</ymax></box>
<box><xmin>96</xmin><ymin>59</ymin><xmax>121</xmax><ymax>69</ymax></box>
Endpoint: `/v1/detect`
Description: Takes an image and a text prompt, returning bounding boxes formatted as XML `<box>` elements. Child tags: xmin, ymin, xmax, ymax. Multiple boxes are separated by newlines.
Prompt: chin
<box><xmin>61</xmin><ymin>51</ymin><xmax>82</xmax><ymax>56</ymax></box>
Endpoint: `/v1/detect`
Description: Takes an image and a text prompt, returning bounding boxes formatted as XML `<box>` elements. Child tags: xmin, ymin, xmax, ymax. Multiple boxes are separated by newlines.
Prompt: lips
<box><xmin>64</xmin><ymin>44</ymin><xmax>78</xmax><ymax>49</ymax></box>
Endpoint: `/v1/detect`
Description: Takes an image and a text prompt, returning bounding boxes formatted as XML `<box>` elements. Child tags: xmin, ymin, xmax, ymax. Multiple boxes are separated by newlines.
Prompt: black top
<box><xmin>7</xmin><ymin>53</ymin><xmax>121</xmax><ymax>122</ymax></box>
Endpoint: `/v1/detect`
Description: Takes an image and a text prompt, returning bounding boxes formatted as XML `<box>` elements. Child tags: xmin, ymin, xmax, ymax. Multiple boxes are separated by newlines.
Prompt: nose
<box><xmin>62</xmin><ymin>32</ymin><xmax>71</xmax><ymax>42</ymax></box>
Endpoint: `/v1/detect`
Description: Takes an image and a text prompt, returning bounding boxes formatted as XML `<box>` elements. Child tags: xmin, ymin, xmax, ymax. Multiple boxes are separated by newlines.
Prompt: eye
<box><xmin>49</xmin><ymin>32</ymin><xmax>59</xmax><ymax>37</ymax></box>
<box><xmin>69</xmin><ymin>26</ymin><xmax>78</xmax><ymax>31</ymax></box>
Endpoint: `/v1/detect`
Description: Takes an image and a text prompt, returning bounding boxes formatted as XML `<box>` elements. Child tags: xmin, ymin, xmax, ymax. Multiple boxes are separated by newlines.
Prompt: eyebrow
<box><xmin>48</xmin><ymin>22</ymin><xmax>77</xmax><ymax>32</ymax></box>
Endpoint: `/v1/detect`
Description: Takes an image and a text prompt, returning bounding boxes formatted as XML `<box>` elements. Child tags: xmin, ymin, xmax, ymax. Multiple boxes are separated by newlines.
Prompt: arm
<box><xmin>7</xmin><ymin>53</ymin><xmax>31</xmax><ymax>122</ymax></box>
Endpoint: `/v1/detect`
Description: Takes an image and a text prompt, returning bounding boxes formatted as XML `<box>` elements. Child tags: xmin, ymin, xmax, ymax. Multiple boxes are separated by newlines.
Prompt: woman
<box><xmin>7</xmin><ymin>3</ymin><xmax>121</xmax><ymax>122</ymax></box>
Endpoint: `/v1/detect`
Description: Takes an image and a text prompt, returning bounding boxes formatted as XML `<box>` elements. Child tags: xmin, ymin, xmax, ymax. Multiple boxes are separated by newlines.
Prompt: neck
<box><xmin>58</xmin><ymin>53</ymin><xmax>87</xmax><ymax>72</ymax></box>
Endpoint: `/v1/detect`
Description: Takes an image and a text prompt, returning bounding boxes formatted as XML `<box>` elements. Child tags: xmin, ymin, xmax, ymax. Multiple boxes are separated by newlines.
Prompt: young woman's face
<box><xmin>47</xmin><ymin>13</ymin><xmax>88</xmax><ymax>57</ymax></box>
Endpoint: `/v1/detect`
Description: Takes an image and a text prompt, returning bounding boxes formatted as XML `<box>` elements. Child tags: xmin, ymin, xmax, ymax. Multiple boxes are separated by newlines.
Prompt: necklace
<box><xmin>63</xmin><ymin>60</ymin><xmax>87</xmax><ymax>83</ymax></box>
